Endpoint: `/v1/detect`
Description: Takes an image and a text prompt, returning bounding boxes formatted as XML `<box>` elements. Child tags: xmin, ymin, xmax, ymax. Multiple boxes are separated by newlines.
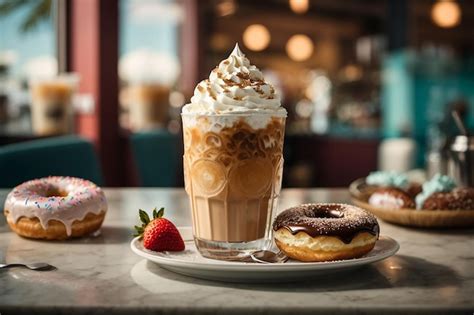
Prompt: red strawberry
<box><xmin>134</xmin><ymin>207</ymin><xmax>185</xmax><ymax>252</ymax></box>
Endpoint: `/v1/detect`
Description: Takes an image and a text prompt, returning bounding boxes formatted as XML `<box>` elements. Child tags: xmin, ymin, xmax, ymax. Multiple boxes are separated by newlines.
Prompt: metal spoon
<box><xmin>0</xmin><ymin>262</ymin><xmax>56</xmax><ymax>271</ymax></box>
<box><xmin>250</xmin><ymin>250</ymin><xmax>289</xmax><ymax>264</ymax></box>
<box><xmin>452</xmin><ymin>110</ymin><xmax>469</xmax><ymax>136</ymax></box>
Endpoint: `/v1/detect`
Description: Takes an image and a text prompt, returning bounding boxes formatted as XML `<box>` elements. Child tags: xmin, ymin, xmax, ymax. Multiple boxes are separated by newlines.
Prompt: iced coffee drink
<box><xmin>181</xmin><ymin>44</ymin><xmax>287</xmax><ymax>260</ymax></box>
<box><xmin>30</xmin><ymin>74</ymin><xmax>78</xmax><ymax>136</ymax></box>
<box><xmin>128</xmin><ymin>83</ymin><xmax>170</xmax><ymax>131</ymax></box>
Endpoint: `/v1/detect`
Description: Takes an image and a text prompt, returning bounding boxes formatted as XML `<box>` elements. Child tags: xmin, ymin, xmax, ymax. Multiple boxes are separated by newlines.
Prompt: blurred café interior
<box><xmin>0</xmin><ymin>0</ymin><xmax>472</xmax><ymax>188</ymax></box>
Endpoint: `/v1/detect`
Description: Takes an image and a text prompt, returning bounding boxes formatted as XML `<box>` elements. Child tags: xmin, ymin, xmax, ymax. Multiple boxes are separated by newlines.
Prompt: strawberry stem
<box><xmin>134</xmin><ymin>207</ymin><xmax>166</xmax><ymax>238</ymax></box>
<box><xmin>139</xmin><ymin>209</ymin><xmax>150</xmax><ymax>225</ymax></box>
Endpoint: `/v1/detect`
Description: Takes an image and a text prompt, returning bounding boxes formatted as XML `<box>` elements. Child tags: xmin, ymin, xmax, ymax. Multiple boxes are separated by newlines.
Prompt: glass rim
<box><xmin>180</xmin><ymin>111</ymin><xmax>287</xmax><ymax>118</ymax></box>
<box><xmin>29</xmin><ymin>73</ymin><xmax>80</xmax><ymax>85</ymax></box>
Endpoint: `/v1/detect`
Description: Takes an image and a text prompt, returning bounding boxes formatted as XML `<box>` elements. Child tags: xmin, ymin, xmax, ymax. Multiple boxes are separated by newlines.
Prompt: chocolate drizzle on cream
<box><xmin>273</xmin><ymin>203</ymin><xmax>380</xmax><ymax>244</ymax></box>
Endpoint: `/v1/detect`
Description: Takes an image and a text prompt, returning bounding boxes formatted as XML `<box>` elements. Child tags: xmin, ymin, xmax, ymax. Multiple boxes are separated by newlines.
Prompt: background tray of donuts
<box><xmin>349</xmin><ymin>173</ymin><xmax>474</xmax><ymax>228</ymax></box>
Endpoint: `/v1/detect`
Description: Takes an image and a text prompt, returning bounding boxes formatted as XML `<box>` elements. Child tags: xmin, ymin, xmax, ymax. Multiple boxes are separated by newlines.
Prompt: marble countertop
<box><xmin>0</xmin><ymin>188</ymin><xmax>473</xmax><ymax>315</ymax></box>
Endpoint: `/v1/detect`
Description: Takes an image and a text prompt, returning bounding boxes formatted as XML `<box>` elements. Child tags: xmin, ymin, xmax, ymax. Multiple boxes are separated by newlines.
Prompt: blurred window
<box><xmin>119</xmin><ymin>0</ymin><xmax>183</xmax><ymax>132</ymax></box>
<box><xmin>0</xmin><ymin>0</ymin><xmax>57</xmax><ymax>131</ymax></box>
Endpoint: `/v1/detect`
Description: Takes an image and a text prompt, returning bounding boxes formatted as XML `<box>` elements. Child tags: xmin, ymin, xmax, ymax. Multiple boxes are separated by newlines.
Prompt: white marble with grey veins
<box><xmin>0</xmin><ymin>188</ymin><xmax>473</xmax><ymax>314</ymax></box>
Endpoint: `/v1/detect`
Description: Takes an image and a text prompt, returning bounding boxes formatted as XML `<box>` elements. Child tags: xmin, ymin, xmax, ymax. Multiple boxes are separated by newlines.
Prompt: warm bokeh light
<box><xmin>286</xmin><ymin>34</ymin><xmax>314</xmax><ymax>61</ymax></box>
<box><xmin>210</xmin><ymin>33</ymin><xmax>231</xmax><ymax>51</ymax></box>
<box><xmin>295</xmin><ymin>99</ymin><xmax>313</xmax><ymax>118</ymax></box>
<box><xmin>215</xmin><ymin>0</ymin><xmax>237</xmax><ymax>17</ymax></box>
<box><xmin>243</xmin><ymin>24</ymin><xmax>271</xmax><ymax>51</ymax></box>
<box><xmin>169</xmin><ymin>91</ymin><xmax>185</xmax><ymax>108</ymax></box>
<box><xmin>289</xmin><ymin>0</ymin><xmax>309</xmax><ymax>14</ymax></box>
<box><xmin>431</xmin><ymin>0</ymin><xmax>461</xmax><ymax>28</ymax></box>
<box><xmin>342</xmin><ymin>64</ymin><xmax>363</xmax><ymax>81</ymax></box>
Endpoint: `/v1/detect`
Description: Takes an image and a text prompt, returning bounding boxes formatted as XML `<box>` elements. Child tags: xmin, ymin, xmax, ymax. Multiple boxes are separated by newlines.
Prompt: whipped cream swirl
<box><xmin>182</xmin><ymin>44</ymin><xmax>286</xmax><ymax>116</ymax></box>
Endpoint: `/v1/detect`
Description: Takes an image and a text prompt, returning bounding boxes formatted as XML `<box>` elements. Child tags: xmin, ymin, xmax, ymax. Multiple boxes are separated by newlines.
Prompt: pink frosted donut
<box><xmin>4</xmin><ymin>176</ymin><xmax>107</xmax><ymax>240</ymax></box>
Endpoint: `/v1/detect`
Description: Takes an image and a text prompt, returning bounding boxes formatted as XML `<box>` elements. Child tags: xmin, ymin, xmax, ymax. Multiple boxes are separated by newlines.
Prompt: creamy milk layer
<box><xmin>182</xmin><ymin>44</ymin><xmax>286</xmax><ymax>130</ymax></box>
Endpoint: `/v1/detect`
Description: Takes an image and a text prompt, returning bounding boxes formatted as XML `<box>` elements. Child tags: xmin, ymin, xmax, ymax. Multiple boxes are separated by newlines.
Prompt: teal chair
<box><xmin>130</xmin><ymin>130</ymin><xmax>181</xmax><ymax>187</ymax></box>
<box><xmin>0</xmin><ymin>136</ymin><xmax>103</xmax><ymax>188</ymax></box>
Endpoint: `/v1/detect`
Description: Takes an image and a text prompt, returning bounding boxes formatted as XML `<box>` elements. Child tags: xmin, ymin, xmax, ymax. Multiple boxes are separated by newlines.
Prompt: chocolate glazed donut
<box><xmin>423</xmin><ymin>187</ymin><xmax>474</xmax><ymax>210</ymax></box>
<box><xmin>273</xmin><ymin>203</ymin><xmax>379</xmax><ymax>262</ymax></box>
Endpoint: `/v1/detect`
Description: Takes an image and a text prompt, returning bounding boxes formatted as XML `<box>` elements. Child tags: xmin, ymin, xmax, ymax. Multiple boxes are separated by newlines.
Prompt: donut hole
<box><xmin>45</xmin><ymin>187</ymin><xmax>69</xmax><ymax>198</ymax></box>
<box><xmin>305</xmin><ymin>209</ymin><xmax>344</xmax><ymax>219</ymax></box>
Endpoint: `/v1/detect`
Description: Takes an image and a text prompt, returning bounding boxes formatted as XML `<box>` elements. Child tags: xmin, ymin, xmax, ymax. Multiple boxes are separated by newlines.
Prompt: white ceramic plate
<box><xmin>130</xmin><ymin>227</ymin><xmax>399</xmax><ymax>283</ymax></box>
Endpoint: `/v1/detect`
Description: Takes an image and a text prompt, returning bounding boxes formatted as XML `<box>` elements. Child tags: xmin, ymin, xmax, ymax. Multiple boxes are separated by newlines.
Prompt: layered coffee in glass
<box><xmin>182</xmin><ymin>44</ymin><xmax>286</xmax><ymax>260</ymax></box>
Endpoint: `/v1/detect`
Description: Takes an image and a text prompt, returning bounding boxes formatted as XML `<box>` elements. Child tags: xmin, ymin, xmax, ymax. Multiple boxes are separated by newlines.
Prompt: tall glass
<box><xmin>30</xmin><ymin>74</ymin><xmax>78</xmax><ymax>136</ymax></box>
<box><xmin>182</xmin><ymin>112</ymin><xmax>286</xmax><ymax>260</ymax></box>
<box><xmin>128</xmin><ymin>83</ymin><xmax>170</xmax><ymax>131</ymax></box>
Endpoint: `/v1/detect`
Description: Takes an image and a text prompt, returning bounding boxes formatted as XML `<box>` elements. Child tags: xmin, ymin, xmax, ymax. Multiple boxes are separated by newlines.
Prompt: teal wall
<box><xmin>382</xmin><ymin>50</ymin><xmax>474</xmax><ymax>167</ymax></box>
<box><xmin>381</xmin><ymin>51</ymin><xmax>415</xmax><ymax>138</ymax></box>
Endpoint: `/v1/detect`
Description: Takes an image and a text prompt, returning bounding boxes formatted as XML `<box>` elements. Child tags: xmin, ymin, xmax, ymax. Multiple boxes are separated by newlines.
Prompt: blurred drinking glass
<box><xmin>128</xmin><ymin>82</ymin><xmax>170</xmax><ymax>131</ymax></box>
<box><xmin>29</xmin><ymin>74</ymin><xmax>79</xmax><ymax>135</ymax></box>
